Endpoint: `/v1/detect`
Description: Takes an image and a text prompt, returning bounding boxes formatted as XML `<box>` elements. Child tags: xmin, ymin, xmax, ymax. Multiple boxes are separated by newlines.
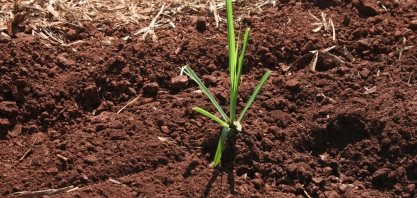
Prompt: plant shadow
<box><xmin>203</xmin><ymin>133</ymin><xmax>238</xmax><ymax>196</ymax></box>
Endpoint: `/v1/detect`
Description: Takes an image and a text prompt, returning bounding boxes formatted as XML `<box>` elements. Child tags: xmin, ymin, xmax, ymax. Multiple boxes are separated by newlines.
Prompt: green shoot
<box><xmin>183</xmin><ymin>0</ymin><xmax>271</xmax><ymax>168</ymax></box>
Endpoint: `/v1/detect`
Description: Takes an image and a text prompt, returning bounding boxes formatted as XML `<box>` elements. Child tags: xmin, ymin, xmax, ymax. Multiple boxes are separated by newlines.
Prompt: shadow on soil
<box><xmin>186</xmin><ymin>132</ymin><xmax>239</xmax><ymax>196</ymax></box>
<box><xmin>301</xmin><ymin>113</ymin><xmax>370</xmax><ymax>154</ymax></box>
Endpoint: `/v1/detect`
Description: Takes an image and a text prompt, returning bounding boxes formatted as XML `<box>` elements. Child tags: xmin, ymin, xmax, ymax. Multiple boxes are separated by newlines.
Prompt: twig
<box><xmin>133</xmin><ymin>4</ymin><xmax>165</xmax><ymax>41</ymax></box>
<box><xmin>117</xmin><ymin>96</ymin><xmax>140</xmax><ymax>114</ymax></box>
<box><xmin>318</xmin><ymin>93</ymin><xmax>337</xmax><ymax>104</ymax></box>
<box><xmin>10</xmin><ymin>186</ymin><xmax>76</xmax><ymax>198</ymax></box>
<box><xmin>304</xmin><ymin>189</ymin><xmax>312</xmax><ymax>198</ymax></box>
<box><xmin>19</xmin><ymin>138</ymin><xmax>37</xmax><ymax>161</ymax></box>
<box><xmin>109</xmin><ymin>178</ymin><xmax>122</xmax><ymax>184</ymax></box>
<box><xmin>19</xmin><ymin>148</ymin><xmax>32</xmax><ymax>161</ymax></box>
<box><xmin>210</xmin><ymin>0</ymin><xmax>219</xmax><ymax>28</ymax></box>
<box><xmin>57</xmin><ymin>154</ymin><xmax>69</xmax><ymax>162</ymax></box>
<box><xmin>408</xmin><ymin>71</ymin><xmax>414</xmax><ymax>86</ymax></box>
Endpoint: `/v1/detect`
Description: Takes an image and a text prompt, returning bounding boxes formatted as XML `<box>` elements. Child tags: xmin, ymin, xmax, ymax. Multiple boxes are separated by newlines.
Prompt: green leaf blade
<box><xmin>184</xmin><ymin>66</ymin><xmax>229</xmax><ymax>123</ymax></box>
<box><xmin>193</xmin><ymin>107</ymin><xmax>229</xmax><ymax>128</ymax></box>
<box><xmin>226</xmin><ymin>0</ymin><xmax>237</xmax><ymax>124</ymax></box>
<box><xmin>237</xmin><ymin>28</ymin><xmax>250</xmax><ymax>87</ymax></box>
<box><xmin>237</xmin><ymin>70</ymin><xmax>271</xmax><ymax>122</ymax></box>
<box><xmin>212</xmin><ymin>127</ymin><xmax>231</xmax><ymax>168</ymax></box>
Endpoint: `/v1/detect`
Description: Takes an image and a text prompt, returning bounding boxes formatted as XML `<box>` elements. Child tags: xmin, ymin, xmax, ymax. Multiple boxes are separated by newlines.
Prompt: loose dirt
<box><xmin>1</xmin><ymin>0</ymin><xmax>417</xmax><ymax>197</ymax></box>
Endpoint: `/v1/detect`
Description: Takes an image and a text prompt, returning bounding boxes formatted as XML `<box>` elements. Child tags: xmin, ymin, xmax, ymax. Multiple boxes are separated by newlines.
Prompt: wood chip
<box><xmin>158</xmin><ymin>137</ymin><xmax>177</xmax><ymax>144</ymax></box>
<box><xmin>364</xmin><ymin>86</ymin><xmax>377</xmax><ymax>94</ymax></box>
<box><xmin>343</xmin><ymin>45</ymin><xmax>355</xmax><ymax>62</ymax></box>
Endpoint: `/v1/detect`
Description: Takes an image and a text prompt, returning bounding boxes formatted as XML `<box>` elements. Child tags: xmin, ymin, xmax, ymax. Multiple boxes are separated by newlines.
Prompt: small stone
<box><xmin>394</xmin><ymin>184</ymin><xmax>402</xmax><ymax>195</ymax></box>
<box><xmin>8</xmin><ymin>124</ymin><xmax>22</xmax><ymax>138</ymax></box>
<box><xmin>161</xmin><ymin>126</ymin><xmax>169</xmax><ymax>133</ymax></box>
<box><xmin>261</xmin><ymin>137</ymin><xmax>274</xmax><ymax>149</ymax></box>
<box><xmin>143</xmin><ymin>82</ymin><xmax>159</xmax><ymax>94</ymax></box>
<box><xmin>254</xmin><ymin>172</ymin><xmax>262</xmax><ymax>178</ymax></box>
<box><xmin>83</xmin><ymin>22</ymin><xmax>97</xmax><ymax>36</ymax></box>
<box><xmin>0</xmin><ymin>101</ymin><xmax>18</xmax><ymax>117</ymax></box>
<box><xmin>323</xmin><ymin>166</ymin><xmax>333</xmax><ymax>176</ymax></box>
<box><xmin>126</xmin><ymin>87</ymin><xmax>137</xmax><ymax>96</ymax></box>
<box><xmin>65</xmin><ymin>29</ymin><xmax>78</xmax><ymax>41</ymax></box>
<box><xmin>406</xmin><ymin>184</ymin><xmax>415</xmax><ymax>194</ymax></box>
<box><xmin>285</xmin><ymin>79</ymin><xmax>300</xmax><ymax>90</ymax></box>
<box><xmin>312</xmin><ymin>177</ymin><xmax>324</xmax><ymax>184</ymax></box>
<box><xmin>84</xmin><ymin>155</ymin><xmax>98</xmax><ymax>165</ymax></box>
<box><xmin>358</xmin><ymin>39</ymin><xmax>372</xmax><ymax>48</ymax></box>
<box><xmin>0</xmin><ymin>118</ymin><xmax>11</xmax><ymax>129</ymax></box>
<box><xmin>324</xmin><ymin>190</ymin><xmax>340</xmax><ymax>198</ymax></box>
<box><xmin>371</xmin><ymin>168</ymin><xmax>390</xmax><ymax>181</ymax></box>
<box><xmin>357</xmin><ymin>0</ymin><xmax>380</xmax><ymax>16</ymax></box>
<box><xmin>83</xmin><ymin>85</ymin><xmax>101</xmax><ymax>104</ymax></box>
<box><xmin>19</xmin><ymin>67</ymin><xmax>28</xmax><ymax>75</ymax></box>
<box><xmin>57</xmin><ymin>53</ymin><xmax>76</xmax><ymax>69</ymax></box>
<box><xmin>0</xmin><ymin>82</ymin><xmax>12</xmax><ymax>92</ymax></box>
<box><xmin>360</xmin><ymin>68</ymin><xmax>371</xmax><ymax>78</ymax></box>
<box><xmin>249</xmin><ymin>193</ymin><xmax>262</xmax><ymax>198</ymax></box>
<box><xmin>46</xmin><ymin>167</ymin><xmax>59</xmax><ymax>175</ymax></box>
<box><xmin>116</xmin><ymin>80</ymin><xmax>131</xmax><ymax>93</ymax></box>
<box><xmin>133</xmin><ymin>43</ymin><xmax>142</xmax><ymax>51</ymax></box>
<box><xmin>28</xmin><ymin>125</ymin><xmax>38</xmax><ymax>133</ymax></box>
<box><xmin>295</xmin><ymin>183</ymin><xmax>303</xmax><ymax>193</ymax></box>
<box><xmin>251</xmin><ymin>178</ymin><xmax>264</xmax><ymax>187</ymax></box>
<box><xmin>170</xmin><ymin>75</ymin><xmax>188</xmax><ymax>90</ymax></box>
<box><xmin>301</xmin><ymin>40</ymin><xmax>315</xmax><ymax>54</ymax></box>
<box><xmin>387</xmin><ymin>171</ymin><xmax>399</xmax><ymax>181</ymax></box>
<box><xmin>281</xmin><ymin>184</ymin><xmax>296</xmax><ymax>193</ymax></box>
<box><xmin>14</xmin><ymin>79</ymin><xmax>27</xmax><ymax>87</ymax></box>
<box><xmin>409</xmin><ymin>20</ymin><xmax>417</xmax><ymax>29</ymax></box>
<box><xmin>339</xmin><ymin>184</ymin><xmax>348</xmax><ymax>193</ymax></box>
<box><xmin>196</xmin><ymin>16</ymin><xmax>206</xmax><ymax>31</ymax></box>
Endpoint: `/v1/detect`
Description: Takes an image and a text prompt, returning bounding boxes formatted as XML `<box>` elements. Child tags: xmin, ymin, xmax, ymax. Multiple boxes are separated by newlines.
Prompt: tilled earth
<box><xmin>1</xmin><ymin>0</ymin><xmax>417</xmax><ymax>197</ymax></box>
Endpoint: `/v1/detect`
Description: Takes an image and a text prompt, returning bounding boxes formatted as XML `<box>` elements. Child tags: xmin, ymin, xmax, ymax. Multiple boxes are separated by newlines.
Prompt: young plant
<box><xmin>183</xmin><ymin>0</ymin><xmax>270</xmax><ymax>168</ymax></box>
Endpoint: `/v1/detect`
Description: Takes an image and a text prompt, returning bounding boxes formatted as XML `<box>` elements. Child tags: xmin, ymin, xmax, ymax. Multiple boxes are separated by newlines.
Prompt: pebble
<box><xmin>83</xmin><ymin>85</ymin><xmax>101</xmax><ymax>104</ymax></box>
<box><xmin>371</xmin><ymin>168</ymin><xmax>390</xmax><ymax>181</ymax></box>
<box><xmin>301</xmin><ymin>40</ymin><xmax>315</xmax><ymax>54</ymax></box>
<box><xmin>339</xmin><ymin>184</ymin><xmax>348</xmax><ymax>193</ymax></box>
<box><xmin>14</xmin><ymin>79</ymin><xmax>27</xmax><ymax>87</ymax></box>
<box><xmin>251</xmin><ymin>178</ymin><xmax>264</xmax><ymax>187</ymax></box>
<box><xmin>8</xmin><ymin>124</ymin><xmax>22</xmax><ymax>137</ymax></box>
<box><xmin>65</xmin><ymin>29</ymin><xmax>78</xmax><ymax>41</ymax></box>
<box><xmin>312</xmin><ymin>177</ymin><xmax>324</xmax><ymax>184</ymax></box>
<box><xmin>409</xmin><ymin>20</ymin><xmax>417</xmax><ymax>28</ymax></box>
<box><xmin>143</xmin><ymin>82</ymin><xmax>159</xmax><ymax>94</ymax></box>
<box><xmin>83</xmin><ymin>155</ymin><xmax>99</xmax><ymax>165</ymax></box>
<box><xmin>161</xmin><ymin>126</ymin><xmax>169</xmax><ymax>133</ymax></box>
<box><xmin>406</xmin><ymin>184</ymin><xmax>415</xmax><ymax>194</ymax></box>
<box><xmin>0</xmin><ymin>118</ymin><xmax>11</xmax><ymax>129</ymax></box>
<box><xmin>1</xmin><ymin>82</ymin><xmax>11</xmax><ymax>92</ymax></box>
<box><xmin>0</xmin><ymin>101</ymin><xmax>18</xmax><ymax>117</ymax></box>
<box><xmin>360</xmin><ymin>68</ymin><xmax>371</xmax><ymax>78</ymax></box>
<box><xmin>57</xmin><ymin>53</ymin><xmax>76</xmax><ymax>68</ymax></box>
<box><xmin>126</xmin><ymin>87</ymin><xmax>137</xmax><ymax>95</ymax></box>
<box><xmin>357</xmin><ymin>0</ymin><xmax>379</xmax><ymax>16</ymax></box>
<box><xmin>281</xmin><ymin>184</ymin><xmax>296</xmax><ymax>193</ymax></box>
<box><xmin>285</xmin><ymin>79</ymin><xmax>300</xmax><ymax>90</ymax></box>
<box><xmin>170</xmin><ymin>75</ymin><xmax>188</xmax><ymax>90</ymax></box>
<box><xmin>196</xmin><ymin>16</ymin><xmax>206</xmax><ymax>31</ymax></box>
<box><xmin>261</xmin><ymin>137</ymin><xmax>274</xmax><ymax>149</ymax></box>
<box><xmin>324</xmin><ymin>190</ymin><xmax>340</xmax><ymax>198</ymax></box>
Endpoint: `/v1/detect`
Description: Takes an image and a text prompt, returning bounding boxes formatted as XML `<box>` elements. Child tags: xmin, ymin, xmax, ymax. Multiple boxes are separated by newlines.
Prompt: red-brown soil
<box><xmin>1</xmin><ymin>0</ymin><xmax>417</xmax><ymax>197</ymax></box>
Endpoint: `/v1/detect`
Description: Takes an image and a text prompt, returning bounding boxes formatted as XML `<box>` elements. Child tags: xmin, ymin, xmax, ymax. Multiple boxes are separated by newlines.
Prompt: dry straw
<box><xmin>1</xmin><ymin>0</ymin><xmax>276</xmax><ymax>42</ymax></box>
